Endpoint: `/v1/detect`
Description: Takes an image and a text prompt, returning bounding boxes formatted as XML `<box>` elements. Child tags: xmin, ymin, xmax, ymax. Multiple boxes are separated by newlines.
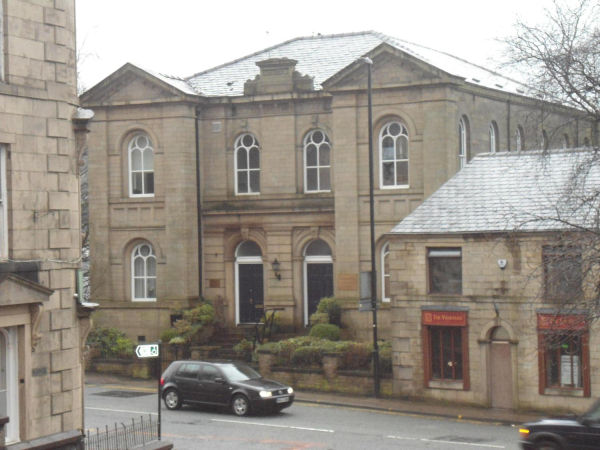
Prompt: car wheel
<box><xmin>231</xmin><ymin>395</ymin><xmax>250</xmax><ymax>416</ymax></box>
<box><xmin>535</xmin><ymin>440</ymin><xmax>562</xmax><ymax>450</ymax></box>
<box><xmin>163</xmin><ymin>389</ymin><xmax>182</xmax><ymax>410</ymax></box>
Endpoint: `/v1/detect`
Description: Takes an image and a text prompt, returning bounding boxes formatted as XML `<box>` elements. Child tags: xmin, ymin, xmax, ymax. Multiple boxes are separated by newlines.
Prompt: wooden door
<box><xmin>490</xmin><ymin>342</ymin><xmax>513</xmax><ymax>409</ymax></box>
<box><xmin>238</xmin><ymin>264</ymin><xmax>264</xmax><ymax>323</ymax></box>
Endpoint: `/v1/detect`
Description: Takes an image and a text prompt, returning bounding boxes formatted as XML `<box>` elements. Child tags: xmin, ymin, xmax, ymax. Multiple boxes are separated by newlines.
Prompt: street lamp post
<box><xmin>360</xmin><ymin>57</ymin><xmax>381</xmax><ymax>398</ymax></box>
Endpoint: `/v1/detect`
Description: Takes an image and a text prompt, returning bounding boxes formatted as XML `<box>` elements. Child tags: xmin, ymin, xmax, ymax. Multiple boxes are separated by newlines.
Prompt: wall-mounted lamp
<box><xmin>271</xmin><ymin>259</ymin><xmax>281</xmax><ymax>280</ymax></box>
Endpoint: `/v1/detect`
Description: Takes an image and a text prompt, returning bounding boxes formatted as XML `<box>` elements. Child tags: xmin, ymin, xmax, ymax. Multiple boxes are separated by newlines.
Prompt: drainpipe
<box><xmin>195</xmin><ymin>108</ymin><xmax>203</xmax><ymax>296</ymax></box>
<box><xmin>507</xmin><ymin>100</ymin><xmax>511</xmax><ymax>152</ymax></box>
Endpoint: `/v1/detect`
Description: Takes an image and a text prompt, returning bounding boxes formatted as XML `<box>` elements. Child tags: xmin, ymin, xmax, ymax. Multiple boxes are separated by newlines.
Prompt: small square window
<box><xmin>428</xmin><ymin>248</ymin><xmax>462</xmax><ymax>295</ymax></box>
<box><xmin>543</xmin><ymin>247</ymin><xmax>582</xmax><ymax>299</ymax></box>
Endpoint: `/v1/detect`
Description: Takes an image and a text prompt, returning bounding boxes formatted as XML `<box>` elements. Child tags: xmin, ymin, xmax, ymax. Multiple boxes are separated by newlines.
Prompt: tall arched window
<box><xmin>128</xmin><ymin>134</ymin><xmax>154</xmax><ymax>197</ymax></box>
<box><xmin>516</xmin><ymin>126</ymin><xmax>524</xmax><ymax>151</ymax></box>
<box><xmin>541</xmin><ymin>129</ymin><xmax>549</xmax><ymax>150</ymax></box>
<box><xmin>304</xmin><ymin>130</ymin><xmax>331</xmax><ymax>193</ymax></box>
<box><xmin>489</xmin><ymin>121</ymin><xmax>499</xmax><ymax>153</ymax></box>
<box><xmin>235</xmin><ymin>133</ymin><xmax>260</xmax><ymax>195</ymax></box>
<box><xmin>459</xmin><ymin>116</ymin><xmax>470</xmax><ymax>168</ymax></box>
<box><xmin>380</xmin><ymin>122</ymin><xmax>409</xmax><ymax>188</ymax></box>
<box><xmin>132</xmin><ymin>243</ymin><xmax>157</xmax><ymax>301</ymax></box>
<box><xmin>381</xmin><ymin>242</ymin><xmax>390</xmax><ymax>302</ymax></box>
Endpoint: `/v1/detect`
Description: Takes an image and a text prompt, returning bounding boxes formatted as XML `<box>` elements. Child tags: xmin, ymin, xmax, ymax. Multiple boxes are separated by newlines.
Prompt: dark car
<box><xmin>520</xmin><ymin>400</ymin><xmax>600</xmax><ymax>449</ymax></box>
<box><xmin>160</xmin><ymin>360</ymin><xmax>294</xmax><ymax>416</ymax></box>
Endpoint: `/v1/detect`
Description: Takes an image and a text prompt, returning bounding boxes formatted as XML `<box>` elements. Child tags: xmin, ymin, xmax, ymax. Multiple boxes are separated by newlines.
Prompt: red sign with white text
<box><xmin>422</xmin><ymin>311</ymin><xmax>467</xmax><ymax>327</ymax></box>
<box><xmin>537</xmin><ymin>314</ymin><xmax>587</xmax><ymax>331</ymax></box>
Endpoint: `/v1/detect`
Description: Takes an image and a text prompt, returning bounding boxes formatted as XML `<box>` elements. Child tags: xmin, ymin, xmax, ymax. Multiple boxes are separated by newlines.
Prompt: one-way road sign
<box><xmin>136</xmin><ymin>343</ymin><xmax>159</xmax><ymax>358</ymax></box>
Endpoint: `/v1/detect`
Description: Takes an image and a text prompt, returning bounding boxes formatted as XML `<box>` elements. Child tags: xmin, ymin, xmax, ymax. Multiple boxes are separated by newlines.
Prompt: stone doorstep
<box><xmin>7</xmin><ymin>429</ymin><xmax>82</xmax><ymax>450</ymax></box>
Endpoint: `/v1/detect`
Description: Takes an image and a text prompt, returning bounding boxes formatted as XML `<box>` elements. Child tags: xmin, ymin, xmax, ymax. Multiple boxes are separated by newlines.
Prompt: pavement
<box><xmin>85</xmin><ymin>372</ymin><xmax>543</xmax><ymax>427</ymax></box>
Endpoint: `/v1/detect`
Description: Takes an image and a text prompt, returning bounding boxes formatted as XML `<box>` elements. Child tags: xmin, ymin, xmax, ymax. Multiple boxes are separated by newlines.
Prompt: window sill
<box><xmin>132</xmin><ymin>299</ymin><xmax>157</xmax><ymax>302</ymax></box>
<box><xmin>428</xmin><ymin>380</ymin><xmax>465</xmax><ymax>390</ymax></box>
<box><xmin>543</xmin><ymin>388</ymin><xmax>584</xmax><ymax>397</ymax></box>
<box><xmin>380</xmin><ymin>185</ymin><xmax>410</xmax><ymax>190</ymax></box>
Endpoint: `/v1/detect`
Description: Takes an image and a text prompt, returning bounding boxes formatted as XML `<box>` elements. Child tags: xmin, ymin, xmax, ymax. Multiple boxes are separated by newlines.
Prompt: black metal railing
<box><xmin>84</xmin><ymin>415</ymin><xmax>157</xmax><ymax>450</ymax></box>
<box><xmin>253</xmin><ymin>308</ymin><xmax>284</xmax><ymax>350</ymax></box>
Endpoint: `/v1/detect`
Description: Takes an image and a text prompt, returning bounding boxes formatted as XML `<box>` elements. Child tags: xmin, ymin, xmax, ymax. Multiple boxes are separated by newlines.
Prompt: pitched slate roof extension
<box><xmin>391</xmin><ymin>150</ymin><xmax>600</xmax><ymax>235</ymax></box>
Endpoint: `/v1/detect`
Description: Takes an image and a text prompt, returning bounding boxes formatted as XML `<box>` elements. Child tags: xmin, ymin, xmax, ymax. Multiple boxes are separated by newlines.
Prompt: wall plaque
<box><xmin>209</xmin><ymin>279</ymin><xmax>220</xmax><ymax>288</ymax></box>
<box><xmin>422</xmin><ymin>311</ymin><xmax>467</xmax><ymax>327</ymax></box>
<box><xmin>32</xmin><ymin>367</ymin><xmax>48</xmax><ymax>377</ymax></box>
<box><xmin>338</xmin><ymin>273</ymin><xmax>358</xmax><ymax>291</ymax></box>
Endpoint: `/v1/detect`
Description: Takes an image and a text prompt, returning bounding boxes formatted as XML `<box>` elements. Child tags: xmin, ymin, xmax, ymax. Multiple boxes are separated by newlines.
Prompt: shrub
<box><xmin>159</xmin><ymin>328</ymin><xmax>179</xmax><ymax>344</ymax></box>
<box><xmin>183</xmin><ymin>303</ymin><xmax>215</xmax><ymax>325</ymax></box>
<box><xmin>309</xmin><ymin>312</ymin><xmax>329</xmax><ymax>325</ymax></box>
<box><xmin>309</xmin><ymin>324</ymin><xmax>341</xmax><ymax>341</ymax></box>
<box><xmin>291</xmin><ymin>346</ymin><xmax>322</xmax><ymax>368</ymax></box>
<box><xmin>260</xmin><ymin>311</ymin><xmax>282</xmax><ymax>333</ymax></box>
<box><xmin>339</xmin><ymin>342</ymin><xmax>373</xmax><ymax>370</ymax></box>
<box><xmin>233</xmin><ymin>339</ymin><xmax>253</xmax><ymax>358</ymax></box>
<box><xmin>87</xmin><ymin>327</ymin><xmax>134</xmax><ymax>358</ymax></box>
<box><xmin>316</xmin><ymin>297</ymin><xmax>342</xmax><ymax>326</ymax></box>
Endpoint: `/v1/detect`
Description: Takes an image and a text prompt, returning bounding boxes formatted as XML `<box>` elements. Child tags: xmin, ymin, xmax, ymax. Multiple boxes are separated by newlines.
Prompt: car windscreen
<box><xmin>219</xmin><ymin>364</ymin><xmax>261</xmax><ymax>382</ymax></box>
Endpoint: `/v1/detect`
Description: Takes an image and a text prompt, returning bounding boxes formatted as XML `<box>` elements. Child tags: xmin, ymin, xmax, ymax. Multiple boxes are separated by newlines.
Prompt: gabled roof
<box><xmin>185</xmin><ymin>31</ymin><xmax>525</xmax><ymax>97</ymax></box>
<box><xmin>391</xmin><ymin>149</ymin><xmax>600</xmax><ymax>235</ymax></box>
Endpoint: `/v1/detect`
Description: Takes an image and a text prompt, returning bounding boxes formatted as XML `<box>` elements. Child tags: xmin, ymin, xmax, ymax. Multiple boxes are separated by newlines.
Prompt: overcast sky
<box><xmin>76</xmin><ymin>0</ymin><xmax>553</xmax><ymax>92</ymax></box>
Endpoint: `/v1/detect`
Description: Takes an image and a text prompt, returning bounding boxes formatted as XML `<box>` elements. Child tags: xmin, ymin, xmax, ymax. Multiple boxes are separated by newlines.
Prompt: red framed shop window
<box><xmin>422</xmin><ymin>310</ymin><xmax>470</xmax><ymax>390</ymax></box>
<box><xmin>537</xmin><ymin>314</ymin><xmax>590</xmax><ymax>397</ymax></box>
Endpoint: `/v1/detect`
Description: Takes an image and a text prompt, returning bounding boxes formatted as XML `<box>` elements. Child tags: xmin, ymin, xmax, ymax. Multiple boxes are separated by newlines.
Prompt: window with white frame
<box><xmin>380</xmin><ymin>122</ymin><xmax>409</xmax><ymax>188</ymax></box>
<box><xmin>459</xmin><ymin>117</ymin><xmax>469</xmax><ymax>168</ymax></box>
<box><xmin>235</xmin><ymin>133</ymin><xmax>260</xmax><ymax>195</ymax></box>
<box><xmin>381</xmin><ymin>242</ymin><xmax>390</xmax><ymax>302</ymax></box>
<box><xmin>0</xmin><ymin>146</ymin><xmax>7</xmax><ymax>258</ymax></box>
<box><xmin>516</xmin><ymin>126</ymin><xmax>524</xmax><ymax>151</ymax></box>
<box><xmin>489</xmin><ymin>121</ymin><xmax>499</xmax><ymax>153</ymax></box>
<box><xmin>132</xmin><ymin>243</ymin><xmax>156</xmax><ymax>301</ymax></box>
<box><xmin>128</xmin><ymin>134</ymin><xmax>154</xmax><ymax>197</ymax></box>
<box><xmin>304</xmin><ymin>130</ymin><xmax>331</xmax><ymax>193</ymax></box>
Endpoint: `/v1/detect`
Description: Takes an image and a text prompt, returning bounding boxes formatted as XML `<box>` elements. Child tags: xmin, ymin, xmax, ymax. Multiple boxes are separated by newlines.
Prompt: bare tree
<box><xmin>501</xmin><ymin>0</ymin><xmax>600</xmax><ymax>145</ymax></box>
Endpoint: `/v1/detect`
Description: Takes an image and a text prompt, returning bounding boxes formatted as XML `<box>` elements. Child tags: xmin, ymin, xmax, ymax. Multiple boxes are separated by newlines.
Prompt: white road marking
<box><xmin>85</xmin><ymin>407</ymin><xmax>157</xmax><ymax>416</ymax></box>
<box><xmin>388</xmin><ymin>436</ymin><xmax>505</xmax><ymax>448</ymax></box>
<box><xmin>212</xmin><ymin>419</ymin><xmax>334</xmax><ymax>433</ymax></box>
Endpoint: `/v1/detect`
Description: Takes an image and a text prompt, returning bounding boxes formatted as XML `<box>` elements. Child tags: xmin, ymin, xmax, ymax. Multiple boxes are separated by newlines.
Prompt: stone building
<box><xmin>0</xmin><ymin>0</ymin><xmax>93</xmax><ymax>446</ymax></box>
<box><xmin>388</xmin><ymin>150</ymin><xmax>599</xmax><ymax>412</ymax></box>
<box><xmin>80</xmin><ymin>31</ymin><xmax>592</xmax><ymax>343</ymax></box>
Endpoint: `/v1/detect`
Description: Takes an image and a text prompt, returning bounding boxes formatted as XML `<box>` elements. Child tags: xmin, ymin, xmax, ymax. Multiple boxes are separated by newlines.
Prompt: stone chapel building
<box><xmin>80</xmin><ymin>31</ymin><xmax>592</xmax><ymax>343</ymax></box>
<box><xmin>0</xmin><ymin>0</ymin><xmax>94</xmax><ymax>447</ymax></box>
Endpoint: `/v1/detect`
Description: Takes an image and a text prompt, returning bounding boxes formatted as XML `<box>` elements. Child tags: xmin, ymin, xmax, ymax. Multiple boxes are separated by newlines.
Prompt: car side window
<box><xmin>200</xmin><ymin>365</ymin><xmax>220</xmax><ymax>382</ymax></box>
<box><xmin>176</xmin><ymin>363</ymin><xmax>201</xmax><ymax>379</ymax></box>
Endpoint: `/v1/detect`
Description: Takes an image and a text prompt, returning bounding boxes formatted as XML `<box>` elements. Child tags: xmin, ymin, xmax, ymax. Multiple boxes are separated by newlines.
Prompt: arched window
<box><xmin>380</xmin><ymin>122</ymin><xmax>409</xmax><ymax>188</ymax></box>
<box><xmin>381</xmin><ymin>242</ymin><xmax>390</xmax><ymax>302</ymax></box>
<box><xmin>235</xmin><ymin>133</ymin><xmax>260</xmax><ymax>195</ymax></box>
<box><xmin>132</xmin><ymin>243</ymin><xmax>156</xmax><ymax>301</ymax></box>
<box><xmin>304</xmin><ymin>130</ymin><xmax>331</xmax><ymax>193</ymax></box>
<box><xmin>459</xmin><ymin>116</ymin><xmax>470</xmax><ymax>168</ymax></box>
<box><xmin>563</xmin><ymin>134</ymin><xmax>570</xmax><ymax>149</ymax></box>
<box><xmin>541</xmin><ymin>129</ymin><xmax>549</xmax><ymax>150</ymax></box>
<box><xmin>128</xmin><ymin>134</ymin><xmax>154</xmax><ymax>197</ymax></box>
<box><xmin>516</xmin><ymin>126</ymin><xmax>524</xmax><ymax>151</ymax></box>
<box><xmin>489</xmin><ymin>121</ymin><xmax>499</xmax><ymax>153</ymax></box>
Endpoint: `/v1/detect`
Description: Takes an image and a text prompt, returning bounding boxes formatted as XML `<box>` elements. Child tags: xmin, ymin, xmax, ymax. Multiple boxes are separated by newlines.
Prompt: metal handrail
<box><xmin>252</xmin><ymin>308</ymin><xmax>284</xmax><ymax>350</ymax></box>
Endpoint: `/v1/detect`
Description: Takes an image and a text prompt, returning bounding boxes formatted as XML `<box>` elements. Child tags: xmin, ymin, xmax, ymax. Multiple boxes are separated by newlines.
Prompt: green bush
<box><xmin>159</xmin><ymin>328</ymin><xmax>179</xmax><ymax>344</ymax></box>
<box><xmin>291</xmin><ymin>346</ymin><xmax>322</xmax><ymax>368</ymax></box>
<box><xmin>309</xmin><ymin>312</ymin><xmax>329</xmax><ymax>325</ymax></box>
<box><xmin>233</xmin><ymin>339</ymin><xmax>253</xmax><ymax>358</ymax></box>
<box><xmin>309</xmin><ymin>324</ymin><xmax>341</xmax><ymax>341</ymax></box>
<box><xmin>87</xmin><ymin>327</ymin><xmax>134</xmax><ymax>358</ymax></box>
<box><xmin>316</xmin><ymin>297</ymin><xmax>342</xmax><ymax>326</ymax></box>
<box><xmin>260</xmin><ymin>311</ymin><xmax>282</xmax><ymax>333</ymax></box>
<box><xmin>183</xmin><ymin>303</ymin><xmax>216</xmax><ymax>325</ymax></box>
<box><xmin>339</xmin><ymin>342</ymin><xmax>373</xmax><ymax>370</ymax></box>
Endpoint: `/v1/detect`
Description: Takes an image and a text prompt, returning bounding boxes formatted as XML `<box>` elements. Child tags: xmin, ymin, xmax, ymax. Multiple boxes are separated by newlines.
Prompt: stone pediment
<box><xmin>80</xmin><ymin>63</ymin><xmax>197</xmax><ymax>106</ymax></box>
<box><xmin>0</xmin><ymin>273</ymin><xmax>53</xmax><ymax>306</ymax></box>
<box><xmin>322</xmin><ymin>43</ymin><xmax>452</xmax><ymax>91</ymax></box>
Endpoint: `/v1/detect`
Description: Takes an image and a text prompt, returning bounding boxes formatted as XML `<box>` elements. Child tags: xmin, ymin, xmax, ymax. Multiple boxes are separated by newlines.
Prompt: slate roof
<box><xmin>391</xmin><ymin>149</ymin><xmax>600</xmax><ymax>235</ymax></box>
<box><xmin>185</xmin><ymin>31</ymin><xmax>524</xmax><ymax>97</ymax></box>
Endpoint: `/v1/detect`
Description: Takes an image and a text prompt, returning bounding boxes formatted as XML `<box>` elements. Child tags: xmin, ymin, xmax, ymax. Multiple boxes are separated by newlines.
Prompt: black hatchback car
<box><xmin>160</xmin><ymin>361</ymin><xmax>294</xmax><ymax>416</ymax></box>
<box><xmin>520</xmin><ymin>400</ymin><xmax>600</xmax><ymax>449</ymax></box>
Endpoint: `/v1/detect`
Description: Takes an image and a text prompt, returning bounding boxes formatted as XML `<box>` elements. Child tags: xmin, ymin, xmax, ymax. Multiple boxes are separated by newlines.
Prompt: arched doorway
<box><xmin>303</xmin><ymin>239</ymin><xmax>333</xmax><ymax>325</ymax></box>
<box><xmin>489</xmin><ymin>326</ymin><xmax>513</xmax><ymax>409</ymax></box>
<box><xmin>235</xmin><ymin>241</ymin><xmax>264</xmax><ymax>324</ymax></box>
<box><xmin>1</xmin><ymin>328</ymin><xmax>19</xmax><ymax>443</ymax></box>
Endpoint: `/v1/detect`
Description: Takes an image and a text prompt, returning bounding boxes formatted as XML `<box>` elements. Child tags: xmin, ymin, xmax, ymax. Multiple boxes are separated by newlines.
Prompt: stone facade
<box><xmin>388</xmin><ymin>232</ymin><xmax>599</xmax><ymax>413</ymax></box>
<box><xmin>80</xmin><ymin>33</ymin><xmax>593</xmax><ymax>344</ymax></box>
<box><xmin>0</xmin><ymin>0</ymin><xmax>92</xmax><ymax>445</ymax></box>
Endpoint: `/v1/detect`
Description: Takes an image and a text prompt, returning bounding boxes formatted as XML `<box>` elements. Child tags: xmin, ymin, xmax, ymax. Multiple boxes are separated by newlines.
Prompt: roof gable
<box><xmin>0</xmin><ymin>273</ymin><xmax>53</xmax><ymax>306</ymax></box>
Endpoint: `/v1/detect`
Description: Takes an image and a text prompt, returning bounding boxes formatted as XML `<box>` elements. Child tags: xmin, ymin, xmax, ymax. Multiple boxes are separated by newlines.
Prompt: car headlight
<box><xmin>519</xmin><ymin>429</ymin><xmax>530</xmax><ymax>440</ymax></box>
<box><xmin>287</xmin><ymin>387</ymin><xmax>294</xmax><ymax>394</ymax></box>
<box><xmin>259</xmin><ymin>391</ymin><xmax>272</xmax><ymax>398</ymax></box>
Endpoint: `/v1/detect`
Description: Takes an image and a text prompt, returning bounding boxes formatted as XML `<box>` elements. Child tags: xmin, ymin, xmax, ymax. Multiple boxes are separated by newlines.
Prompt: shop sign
<box><xmin>422</xmin><ymin>311</ymin><xmax>467</xmax><ymax>327</ymax></box>
<box><xmin>537</xmin><ymin>314</ymin><xmax>587</xmax><ymax>331</ymax></box>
